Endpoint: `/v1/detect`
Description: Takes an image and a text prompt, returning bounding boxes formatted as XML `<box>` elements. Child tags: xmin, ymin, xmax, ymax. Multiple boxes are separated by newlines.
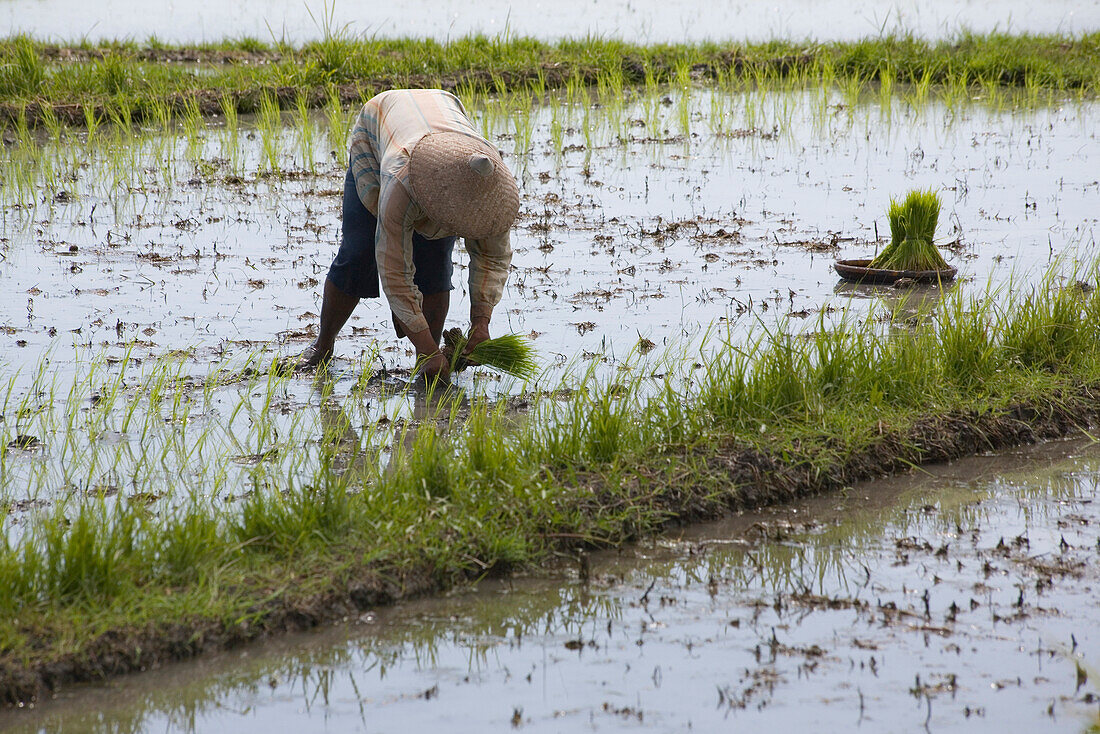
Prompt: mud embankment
<box><xmin>2</xmin><ymin>383</ymin><xmax>1097</xmax><ymax>706</ymax></box>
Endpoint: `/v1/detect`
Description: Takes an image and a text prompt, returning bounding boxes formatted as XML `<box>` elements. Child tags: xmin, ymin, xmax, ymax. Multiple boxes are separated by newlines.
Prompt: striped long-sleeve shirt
<box><xmin>348</xmin><ymin>89</ymin><xmax>513</xmax><ymax>335</ymax></box>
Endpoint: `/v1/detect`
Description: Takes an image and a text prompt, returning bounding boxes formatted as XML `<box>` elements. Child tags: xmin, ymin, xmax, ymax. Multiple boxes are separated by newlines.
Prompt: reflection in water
<box><xmin>832</xmin><ymin>278</ymin><xmax>955</xmax><ymax>306</ymax></box>
<box><xmin>6</xmin><ymin>439</ymin><xmax>1100</xmax><ymax>732</ymax></box>
<box><xmin>832</xmin><ymin>278</ymin><xmax>956</xmax><ymax>323</ymax></box>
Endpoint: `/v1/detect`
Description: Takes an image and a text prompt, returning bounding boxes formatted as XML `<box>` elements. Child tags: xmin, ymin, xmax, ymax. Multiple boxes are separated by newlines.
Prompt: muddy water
<box><xmin>2</xmin><ymin>438</ymin><xmax>1099</xmax><ymax>732</ymax></box>
<box><xmin>3</xmin><ymin>89</ymin><xmax>1099</xmax><ymax>512</ymax></box>
<box><xmin>4</xmin><ymin>0</ymin><xmax>1099</xmax><ymax>43</ymax></box>
<box><xmin>5</xmin><ymin>92</ymin><xmax>1097</xmax><ymax>385</ymax></box>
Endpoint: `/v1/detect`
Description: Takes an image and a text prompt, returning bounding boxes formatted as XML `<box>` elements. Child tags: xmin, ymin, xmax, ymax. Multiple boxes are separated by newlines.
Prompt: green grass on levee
<box><xmin>0</xmin><ymin>31</ymin><xmax>1096</xmax><ymax>126</ymax></box>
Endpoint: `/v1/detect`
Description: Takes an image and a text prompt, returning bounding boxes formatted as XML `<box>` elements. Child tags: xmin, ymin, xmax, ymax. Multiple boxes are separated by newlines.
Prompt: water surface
<box><xmin>3</xmin><ymin>0</ymin><xmax>1098</xmax><ymax>43</ymax></box>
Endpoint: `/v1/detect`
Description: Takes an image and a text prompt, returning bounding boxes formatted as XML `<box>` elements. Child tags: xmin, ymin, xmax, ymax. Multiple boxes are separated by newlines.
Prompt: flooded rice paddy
<box><xmin>4</xmin><ymin>88</ymin><xmax>1098</xmax><ymax>377</ymax></box>
<box><xmin>3</xmin><ymin>437</ymin><xmax>1100</xmax><ymax>732</ymax></box>
<box><xmin>4</xmin><ymin>0</ymin><xmax>1100</xmax><ymax>44</ymax></box>
<box><xmin>3</xmin><ymin>76</ymin><xmax>1100</xmax><ymax>729</ymax></box>
<box><xmin>2</xmin><ymin>83</ymin><xmax>1099</xmax><ymax>513</ymax></box>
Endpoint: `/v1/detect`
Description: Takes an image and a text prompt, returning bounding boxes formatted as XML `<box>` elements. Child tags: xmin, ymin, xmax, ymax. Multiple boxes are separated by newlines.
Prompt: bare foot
<box><xmin>296</xmin><ymin>343</ymin><xmax>333</xmax><ymax>371</ymax></box>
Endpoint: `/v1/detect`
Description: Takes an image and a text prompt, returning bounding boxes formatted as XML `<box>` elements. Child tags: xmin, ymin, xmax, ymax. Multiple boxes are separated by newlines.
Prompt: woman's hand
<box><xmin>408</xmin><ymin>327</ymin><xmax>450</xmax><ymax>383</ymax></box>
<box><xmin>417</xmin><ymin>351</ymin><xmax>451</xmax><ymax>383</ymax></box>
<box><xmin>463</xmin><ymin>318</ymin><xmax>491</xmax><ymax>362</ymax></box>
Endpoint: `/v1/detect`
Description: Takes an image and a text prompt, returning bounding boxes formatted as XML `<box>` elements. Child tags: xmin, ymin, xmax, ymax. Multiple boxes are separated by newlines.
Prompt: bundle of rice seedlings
<box><xmin>443</xmin><ymin>328</ymin><xmax>539</xmax><ymax>380</ymax></box>
<box><xmin>869</xmin><ymin>188</ymin><xmax>949</xmax><ymax>271</ymax></box>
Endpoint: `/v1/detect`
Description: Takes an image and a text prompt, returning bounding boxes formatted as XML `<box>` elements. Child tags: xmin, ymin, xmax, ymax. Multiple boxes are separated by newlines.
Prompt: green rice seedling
<box><xmin>322</xmin><ymin>89</ymin><xmax>348</xmax><ymax>156</ymax></box>
<box><xmin>646</xmin><ymin>367</ymin><xmax>696</xmax><ymax>447</ymax></box>
<box><xmin>976</xmin><ymin>73</ymin><xmax>1004</xmax><ymax>110</ymax></box>
<box><xmin>529</xmin><ymin>66</ymin><xmax>548</xmax><ymax>100</ymax></box>
<box><xmin>218</xmin><ymin>92</ymin><xmax>238</xmax><ymax>132</ymax></box>
<box><xmin>1024</xmin><ymin>71</ymin><xmax>1043</xmax><ymax>109</ymax></box>
<box><xmin>459</xmin><ymin>400</ymin><xmax>516</xmax><ymax>485</ymax></box>
<box><xmin>943</xmin><ymin>67</ymin><xmax>970</xmax><ymax>112</ymax></box>
<box><xmin>510</xmin><ymin>90</ymin><xmax>534</xmax><ymax>157</ymax></box>
<box><xmin>38</xmin><ymin>103</ymin><xmax>63</xmax><ymax>145</ymax></box>
<box><xmin>806</xmin><ymin>320</ymin><xmax>860</xmax><ymax>403</ymax></box>
<box><xmin>677</xmin><ymin>91</ymin><xmax>692</xmax><ymax>137</ymax></box>
<box><xmin>258</xmin><ymin>90</ymin><xmax>282</xmax><ymax>173</ymax></box>
<box><xmin>549</xmin><ymin>104</ymin><xmax>564</xmax><ymax>158</ymax></box>
<box><xmin>870</xmin><ymin>189</ymin><xmax>949</xmax><ymax>271</ymax></box>
<box><xmin>510</xmin><ymin>364</ymin><xmax>587</xmax><ymax>468</ymax></box>
<box><xmin>581</xmin><ymin>102</ymin><xmax>593</xmax><ymax>158</ymax></box>
<box><xmin>217</xmin><ymin>94</ymin><xmax>242</xmax><ymax>173</ymax></box>
<box><xmin>565</xmin><ymin>68</ymin><xmax>584</xmax><ymax>108</ymax></box>
<box><xmin>598</xmin><ymin>63</ymin><xmax>625</xmax><ymax>104</ymax></box>
<box><xmin>580</xmin><ymin>380</ymin><xmax>637</xmax><ymax>464</ymax></box>
<box><xmin>871</xmin><ymin>328</ymin><xmax>941</xmax><ymax>408</ymax></box>
<box><xmin>694</xmin><ymin>340</ymin><xmax>753</xmax><ymax>430</ymax></box>
<box><xmin>106</xmin><ymin>100</ymin><xmax>134</xmax><ymax>137</ymax></box>
<box><xmin>742</xmin><ymin>89</ymin><xmax>760</xmax><ymax>131</ymax></box>
<box><xmin>674</xmin><ymin>57</ymin><xmax>693</xmax><ymax>91</ymax></box>
<box><xmin>643</xmin><ymin>61</ymin><xmax>659</xmax><ymax>98</ymax></box>
<box><xmin>746</xmin><ymin>328</ymin><xmax>814</xmax><ymax>420</ymax></box>
<box><xmin>708</xmin><ymin>90</ymin><xmax>726</xmax><ymax>135</ymax></box>
<box><xmin>181</xmin><ymin>93</ymin><xmax>205</xmax><ymax>156</ymax></box>
<box><xmin>642</xmin><ymin>85</ymin><xmax>662</xmax><ymax>137</ymax></box>
<box><xmin>877</xmin><ymin>63</ymin><xmax>896</xmax><ymax>119</ymax></box>
<box><xmin>454</xmin><ymin>77</ymin><xmax>479</xmax><ymax>107</ymax></box>
<box><xmin>294</xmin><ymin>91</ymin><xmax>317</xmax><ymax>171</ymax></box>
<box><xmin>81</xmin><ymin>104</ymin><xmax>102</xmax><ymax>144</ymax></box>
<box><xmin>475</xmin><ymin>97</ymin><xmax>497</xmax><ymax>140</ymax></box>
<box><xmin>390</xmin><ymin>420</ymin><xmax>453</xmax><ymax>500</ymax></box>
<box><xmin>443</xmin><ymin>329</ymin><xmax>539</xmax><ymax>380</ymax></box>
<box><xmin>840</xmin><ymin>68</ymin><xmax>866</xmax><ymax>113</ymax></box>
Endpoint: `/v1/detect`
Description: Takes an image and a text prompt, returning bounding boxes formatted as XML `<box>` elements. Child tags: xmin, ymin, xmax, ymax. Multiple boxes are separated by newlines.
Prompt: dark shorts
<box><xmin>326</xmin><ymin>167</ymin><xmax>455</xmax><ymax>300</ymax></box>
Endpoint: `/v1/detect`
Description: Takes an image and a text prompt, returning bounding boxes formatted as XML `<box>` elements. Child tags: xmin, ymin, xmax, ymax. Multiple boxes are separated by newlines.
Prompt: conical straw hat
<box><xmin>408</xmin><ymin>132</ymin><xmax>520</xmax><ymax>240</ymax></box>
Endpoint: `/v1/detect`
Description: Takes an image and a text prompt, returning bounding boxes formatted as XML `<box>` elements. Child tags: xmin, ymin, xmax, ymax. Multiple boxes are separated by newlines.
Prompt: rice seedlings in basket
<box><xmin>870</xmin><ymin>188</ymin><xmax>949</xmax><ymax>272</ymax></box>
<box><xmin>443</xmin><ymin>328</ymin><xmax>539</xmax><ymax>380</ymax></box>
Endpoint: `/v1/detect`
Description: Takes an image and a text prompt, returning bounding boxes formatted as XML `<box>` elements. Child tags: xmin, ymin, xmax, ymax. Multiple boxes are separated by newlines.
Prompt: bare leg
<box><xmin>421</xmin><ymin>290</ymin><xmax>450</xmax><ymax>346</ymax></box>
<box><xmin>391</xmin><ymin>290</ymin><xmax>450</xmax><ymax>346</ymax></box>
<box><xmin>298</xmin><ymin>278</ymin><xmax>359</xmax><ymax>368</ymax></box>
